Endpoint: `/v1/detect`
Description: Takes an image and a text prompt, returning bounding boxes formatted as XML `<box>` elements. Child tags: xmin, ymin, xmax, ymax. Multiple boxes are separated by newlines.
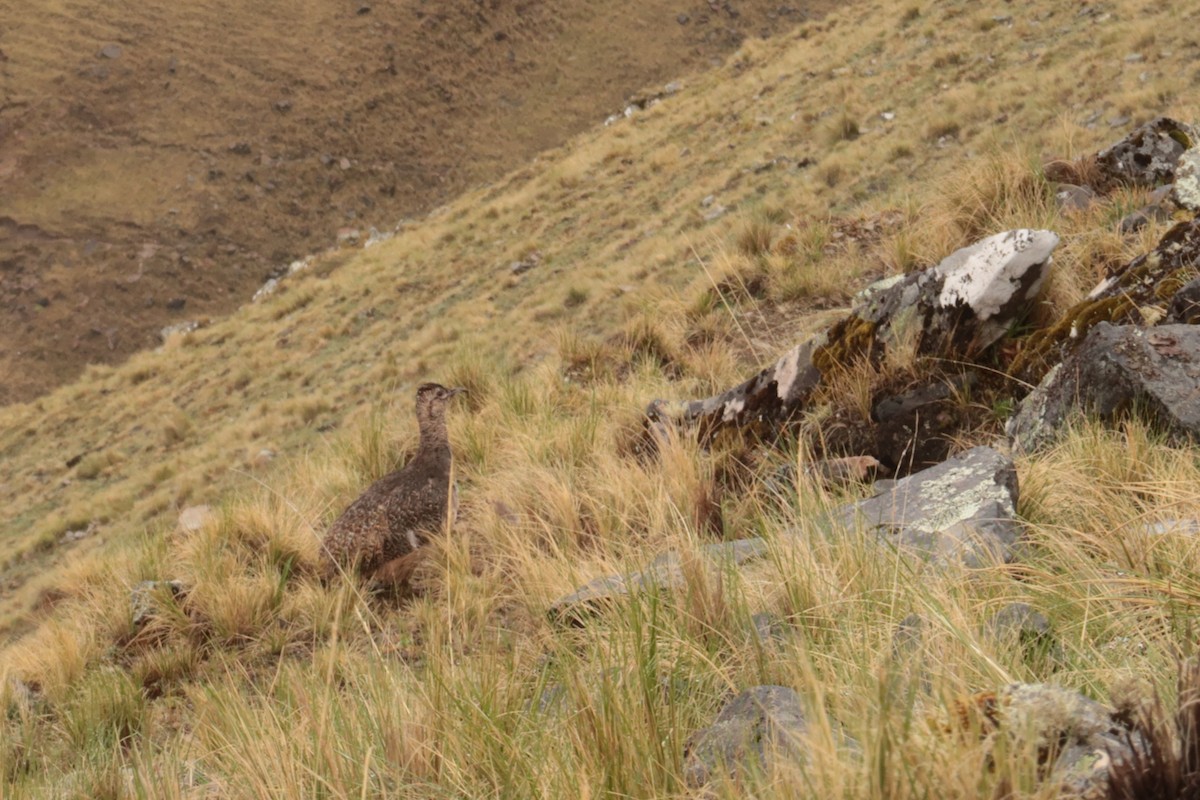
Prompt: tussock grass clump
<box><xmin>737</xmin><ymin>216</ymin><xmax>776</xmax><ymax>258</ymax></box>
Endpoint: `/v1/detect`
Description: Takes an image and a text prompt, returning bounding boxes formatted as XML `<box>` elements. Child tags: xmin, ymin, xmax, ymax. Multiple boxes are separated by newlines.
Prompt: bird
<box><xmin>320</xmin><ymin>382</ymin><xmax>466</xmax><ymax>586</ymax></box>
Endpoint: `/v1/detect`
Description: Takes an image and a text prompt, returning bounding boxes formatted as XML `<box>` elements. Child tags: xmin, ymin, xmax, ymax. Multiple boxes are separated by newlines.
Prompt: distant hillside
<box><xmin>0</xmin><ymin>0</ymin><xmax>825</xmax><ymax>404</ymax></box>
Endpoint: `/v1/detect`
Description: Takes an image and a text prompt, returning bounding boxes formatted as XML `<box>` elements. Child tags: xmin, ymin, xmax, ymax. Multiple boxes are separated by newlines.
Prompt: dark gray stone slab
<box><xmin>1010</xmin><ymin>323</ymin><xmax>1200</xmax><ymax>452</ymax></box>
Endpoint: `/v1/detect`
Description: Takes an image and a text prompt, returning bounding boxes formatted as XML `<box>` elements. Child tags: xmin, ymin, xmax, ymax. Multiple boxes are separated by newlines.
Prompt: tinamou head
<box><xmin>414</xmin><ymin>382</ymin><xmax>466</xmax><ymax>416</ymax></box>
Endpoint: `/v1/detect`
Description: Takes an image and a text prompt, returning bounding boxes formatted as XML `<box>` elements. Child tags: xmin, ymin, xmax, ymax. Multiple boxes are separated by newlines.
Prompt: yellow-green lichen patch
<box><xmin>811</xmin><ymin>315</ymin><xmax>879</xmax><ymax>374</ymax></box>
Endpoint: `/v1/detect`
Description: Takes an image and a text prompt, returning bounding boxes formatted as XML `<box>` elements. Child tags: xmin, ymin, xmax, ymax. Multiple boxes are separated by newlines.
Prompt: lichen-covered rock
<box><xmin>1174</xmin><ymin>147</ymin><xmax>1200</xmax><ymax>211</ymax></box>
<box><xmin>1012</xmin><ymin>218</ymin><xmax>1200</xmax><ymax>382</ymax></box>
<box><xmin>932</xmin><ymin>229</ymin><xmax>1057</xmax><ymax>343</ymax></box>
<box><xmin>1094</xmin><ymin>116</ymin><xmax>1197</xmax><ymax>189</ymax></box>
<box><xmin>833</xmin><ymin>446</ymin><xmax>1021</xmax><ymax>568</ymax></box>
<box><xmin>683</xmin><ymin>686</ymin><xmax>812</xmax><ymax>788</ymax></box>
<box><xmin>652</xmin><ymin>230</ymin><xmax>1058</xmax><ymax>441</ymax></box>
<box><xmin>979</xmin><ymin>683</ymin><xmax>1147</xmax><ymax>800</ymax></box>
<box><xmin>1009</xmin><ymin>323</ymin><xmax>1200</xmax><ymax>452</ymax></box>
<box><xmin>646</xmin><ymin>333</ymin><xmax>825</xmax><ymax>440</ymax></box>
<box><xmin>548</xmin><ymin>538</ymin><xmax>768</xmax><ymax>626</ymax></box>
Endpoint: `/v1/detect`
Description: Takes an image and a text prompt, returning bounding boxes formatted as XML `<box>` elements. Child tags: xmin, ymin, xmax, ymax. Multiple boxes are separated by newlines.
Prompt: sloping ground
<box><xmin>0</xmin><ymin>0</ymin><xmax>825</xmax><ymax>405</ymax></box>
<box><xmin>1</xmin><ymin>0</ymin><xmax>1200</xmax><ymax>795</ymax></box>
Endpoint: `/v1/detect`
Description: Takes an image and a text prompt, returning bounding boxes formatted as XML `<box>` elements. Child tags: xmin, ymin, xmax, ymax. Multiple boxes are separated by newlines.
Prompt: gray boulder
<box><xmin>683</xmin><ymin>685</ymin><xmax>812</xmax><ymax>788</ymax></box>
<box><xmin>1010</xmin><ymin>323</ymin><xmax>1200</xmax><ymax>452</ymax></box>
<box><xmin>548</xmin><ymin>538</ymin><xmax>768</xmax><ymax>626</ymax></box>
<box><xmin>931</xmin><ymin>229</ymin><xmax>1058</xmax><ymax>345</ymax></box>
<box><xmin>833</xmin><ymin>446</ymin><xmax>1021</xmax><ymax>568</ymax></box>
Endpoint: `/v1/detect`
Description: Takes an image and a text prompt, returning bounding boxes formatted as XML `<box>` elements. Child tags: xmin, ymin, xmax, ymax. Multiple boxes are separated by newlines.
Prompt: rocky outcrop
<box><xmin>650</xmin><ymin>230</ymin><xmax>1058</xmax><ymax>445</ymax></box>
<box><xmin>1009</xmin><ymin>323</ymin><xmax>1200</xmax><ymax>452</ymax></box>
<box><xmin>832</xmin><ymin>446</ymin><xmax>1021</xmax><ymax>568</ymax></box>
<box><xmin>1012</xmin><ymin>218</ymin><xmax>1200</xmax><ymax>382</ymax></box>
<box><xmin>548</xmin><ymin>538</ymin><xmax>768</xmax><ymax>626</ymax></box>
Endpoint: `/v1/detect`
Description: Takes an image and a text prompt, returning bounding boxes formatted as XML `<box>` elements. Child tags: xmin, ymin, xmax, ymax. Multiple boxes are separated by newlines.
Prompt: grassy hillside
<box><xmin>3</xmin><ymin>0</ymin><xmax>1200</xmax><ymax>795</ymax></box>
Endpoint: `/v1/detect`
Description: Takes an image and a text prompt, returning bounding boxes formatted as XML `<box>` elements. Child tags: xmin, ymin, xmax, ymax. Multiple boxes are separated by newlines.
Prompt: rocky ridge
<box><xmin>540</xmin><ymin>119</ymin><xmax>1200</xmax><ymax>794</ymax></box>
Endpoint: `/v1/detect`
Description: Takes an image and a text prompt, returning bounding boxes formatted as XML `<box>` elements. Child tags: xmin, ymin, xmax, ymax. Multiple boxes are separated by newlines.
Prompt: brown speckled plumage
<box><xmin>321</xmin><ymin>383</ymin><xmax>464</xmax><ymax>581</ymax></box>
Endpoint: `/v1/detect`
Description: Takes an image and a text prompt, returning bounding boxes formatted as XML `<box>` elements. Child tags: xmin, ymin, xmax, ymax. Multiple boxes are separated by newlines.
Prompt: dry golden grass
<box><xmin>3</xmin><ymin>0</ymin><xmax>1200</xmax><ymax>795</ymax></box>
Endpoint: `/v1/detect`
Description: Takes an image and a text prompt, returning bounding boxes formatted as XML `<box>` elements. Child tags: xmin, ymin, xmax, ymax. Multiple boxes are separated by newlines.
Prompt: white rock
<box><xmin>935</xmin><ymin>229</ymin><xmax>1060</xmax><ymax>320</ymax></box>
